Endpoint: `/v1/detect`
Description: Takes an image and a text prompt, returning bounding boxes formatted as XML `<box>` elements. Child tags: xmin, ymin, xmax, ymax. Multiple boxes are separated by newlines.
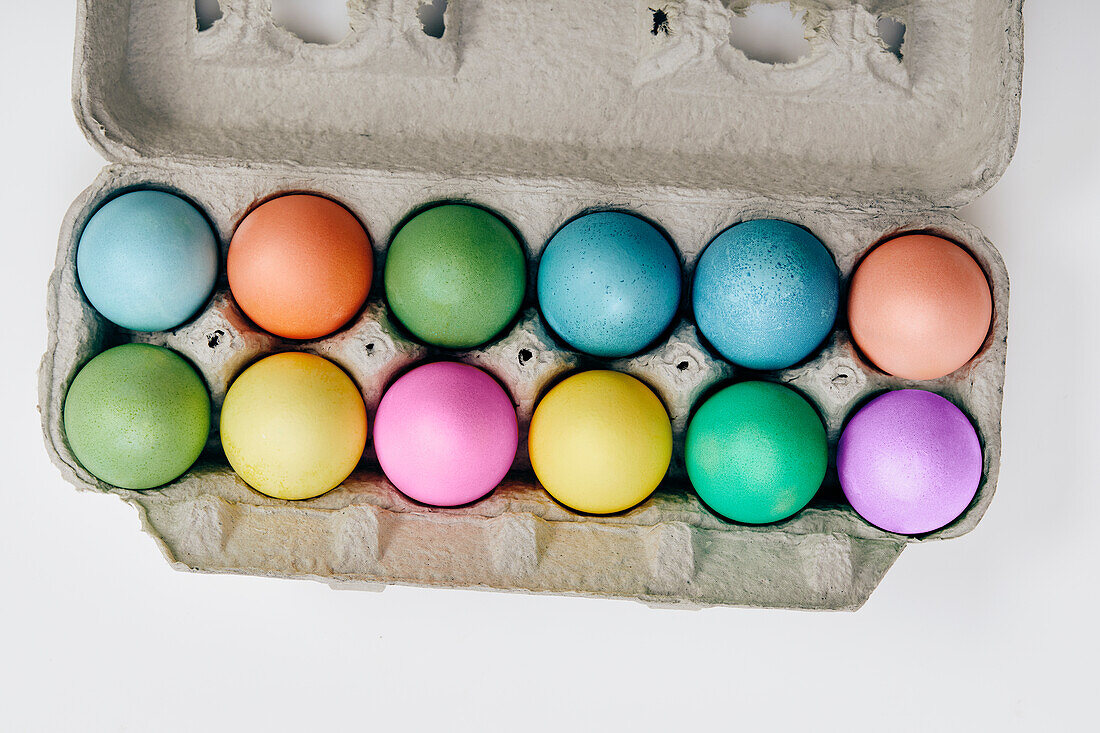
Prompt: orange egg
<box><xmin>847</xmin><ymin>234</ymin><xmax>992</xmax><ymax>380</ymax></box>
<box><xmin>228</xmin><ymin>194</ymin><xmax>373</xmax><ymax>339</ymax></box>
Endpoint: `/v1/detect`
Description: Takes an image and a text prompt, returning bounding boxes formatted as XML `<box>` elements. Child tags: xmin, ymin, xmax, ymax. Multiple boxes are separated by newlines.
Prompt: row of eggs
<box><xmin>77</xmin><ymin>190</ymin><xmax>994</xmax><ymax>380</ymax></box>
<box><xmin>64</xmin><ymin>343</ymin><xmax>981</xmax><ymax>535</ymax></box>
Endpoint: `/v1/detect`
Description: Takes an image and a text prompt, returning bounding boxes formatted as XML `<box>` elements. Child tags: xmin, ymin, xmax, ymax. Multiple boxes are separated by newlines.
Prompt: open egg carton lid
<box><xmin>74</xmin><ymin>0</ymin><xmax>1022</xmax><ymax>210</ymax></box>
<box><xmin>44</xmin><ymin>0</ymin><xmax>1021</xmax><ymax>610</ymax></box>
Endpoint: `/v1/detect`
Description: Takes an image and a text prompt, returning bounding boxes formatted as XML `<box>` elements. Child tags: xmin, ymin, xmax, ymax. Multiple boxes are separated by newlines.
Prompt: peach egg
<box><xmin>847</xmin><ymin>234</ymin><xmax>992</xmax><ymax>381</ymax></box>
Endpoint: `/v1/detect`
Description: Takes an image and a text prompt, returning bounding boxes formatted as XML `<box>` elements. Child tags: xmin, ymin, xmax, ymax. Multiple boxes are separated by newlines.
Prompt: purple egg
<box><xmin>837</xmin><ymin>390</ymin><xmax>982</xmax><ymax>534</ymax></box>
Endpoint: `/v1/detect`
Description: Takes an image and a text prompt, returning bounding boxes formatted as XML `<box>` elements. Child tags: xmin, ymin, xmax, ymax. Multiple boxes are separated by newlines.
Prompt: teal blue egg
<box><xmin>537</xmin><ymin>212</ymin><xmax>681</xmax><ymax>357</ymax></box>
<box><xmin>692</xmin><ymin>219</ymin><xmax>838</xmax><ymax>370</ymax></box>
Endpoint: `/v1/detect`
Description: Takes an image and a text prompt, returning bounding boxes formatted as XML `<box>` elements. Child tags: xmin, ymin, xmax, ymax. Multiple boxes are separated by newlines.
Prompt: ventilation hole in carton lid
<box><xmin>195</xmin><ymin>0</ymin><xmax>222</xmax><ymax>32</ymax></box>
<box><xmin>677</xmin><ymin>361</ymin><xmax>689</xmax><ymax>371</ymax></box>
<box><xmin>877</xmin><ymin>16</ymin><xmax>905</xmax><ymax>60</ymax></box>
<box><xmin>518</xmin><ymin>349</ymin><xmax>533</xmax><ymax>365</ymax></box>
<box><xmin>418</xmin><ymin>0</ymin><xmax>448</xmax><ymax>39</ymax></box>
<box><xmin>728</xmin><ymin>2</ymin><xmax>810</xmax><ymax>65</ymax></box>
<box><xmin>270</xmin><ymin>0</ymin><xmax>350</xmax><ymax>45</ymax></box>
<box><xmin>650</xmin><ymin>7</ymin><xmax>672</xmax><ymax>36</ymax></box>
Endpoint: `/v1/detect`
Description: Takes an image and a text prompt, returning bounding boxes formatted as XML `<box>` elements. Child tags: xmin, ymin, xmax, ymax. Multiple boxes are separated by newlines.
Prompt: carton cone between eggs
<box><xmin>40</xmin><ymin>0</ymin><xmax>1020</xmax><ymax>609</ymax></box>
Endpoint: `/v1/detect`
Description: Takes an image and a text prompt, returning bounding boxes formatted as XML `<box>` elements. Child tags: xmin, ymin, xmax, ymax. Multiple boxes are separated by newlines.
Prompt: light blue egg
<box><xmin>77</xmin><ymin>190</ymin><xmax>219</xmax><ymax>332</ymax></box>
<box><xmin>537</xmin><ymin>212</ymin><xmax>681</xmax><ymax>358</ymax></box>
<box><xmin>692</xmin><ymin>219</ymin><xmax>839</xmax><ymax>370</ymax></box>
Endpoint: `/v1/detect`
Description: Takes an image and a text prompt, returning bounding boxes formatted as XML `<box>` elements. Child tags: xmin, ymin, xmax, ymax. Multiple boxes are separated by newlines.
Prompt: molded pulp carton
<box><xmin>40</xmin><ymin>0</ymin><xmax>1023</xmax><ymax>609</ymax></box>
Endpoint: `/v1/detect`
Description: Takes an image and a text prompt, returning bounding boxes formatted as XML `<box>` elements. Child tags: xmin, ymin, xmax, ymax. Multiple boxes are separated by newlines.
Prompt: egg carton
<box><xmin>40</xmin><ymin>0</ymin><xmax>1022</xmax><ymax>609</ymax></box>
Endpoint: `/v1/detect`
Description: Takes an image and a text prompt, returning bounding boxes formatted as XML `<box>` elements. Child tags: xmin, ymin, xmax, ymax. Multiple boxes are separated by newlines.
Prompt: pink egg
<box><xmin>373</xmin><ymin>362</ymin><xmax>518</xmax><ymax>506</ymax></box>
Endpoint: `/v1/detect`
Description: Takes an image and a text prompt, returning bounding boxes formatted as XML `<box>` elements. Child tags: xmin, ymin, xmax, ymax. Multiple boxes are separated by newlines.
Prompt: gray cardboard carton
<box><xmin>40</xmin><ymin>0</ymin><xmax>1022</xmax><ymax>609</ymax></box>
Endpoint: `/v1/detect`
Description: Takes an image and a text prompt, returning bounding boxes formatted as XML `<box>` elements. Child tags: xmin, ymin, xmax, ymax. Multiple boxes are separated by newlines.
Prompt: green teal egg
<box><xmin>384</xmin><ymin>204</ymin><xmax>526</xmax><ymax>349</ymax></box>
<box><xmin>63</xmin><ymin>343</ymin><xmax>211</xmax><ymax>489</ymax></box>
<box><xmin>685</xmin><ymin>381</ymin><xmax>826</xmax><ymax>524</ymax></box>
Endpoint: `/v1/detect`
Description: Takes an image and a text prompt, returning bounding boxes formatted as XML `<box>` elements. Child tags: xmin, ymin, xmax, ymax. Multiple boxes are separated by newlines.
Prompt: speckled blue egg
<box><xmin>77</xmin><ymin>190</ymin><xmax>219</xmax><ymax>332</ymax></box>
<box><xmin>692</xmin><ymin>219</ymin><xmax>839</xmax><ymax>370</ymax></box>
<box><xmin>537</xmin><ymin>212</ymin><xmax>681</xmax><ymax>358</ymax></box>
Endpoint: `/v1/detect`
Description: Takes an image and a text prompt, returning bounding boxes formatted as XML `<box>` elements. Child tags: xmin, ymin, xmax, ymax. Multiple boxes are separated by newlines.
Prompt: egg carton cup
<box><xmin>40</xmin><ymin>0</ymin><xmax>1022</xmax><ymax>609</ymax></box>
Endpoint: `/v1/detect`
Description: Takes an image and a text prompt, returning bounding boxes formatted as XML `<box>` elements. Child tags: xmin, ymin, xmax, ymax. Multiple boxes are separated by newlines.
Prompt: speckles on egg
<box><xmin>537</xmin><ymin>212</ymin><xmax>681</xmax><ymax>358</ymax></box>
<box><xmin>692</xmin><ymin>219</ymin><xmax>839</xmax><ymax>370</ymax></box>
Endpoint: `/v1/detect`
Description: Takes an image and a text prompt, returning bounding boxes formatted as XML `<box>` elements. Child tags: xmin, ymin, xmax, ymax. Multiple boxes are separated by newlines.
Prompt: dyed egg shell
<box><xmin>537</xmin><ymin>211</ymin><xmax>681</xmax><ymax>357</ymax></box>
<box><xmin>529</xmin><ymin>370</ymin><xmax>672</xmax><ymax>514</ymax></box>
<box><xmin>220</xmin><ymin>353</ymin><xmax>367</xmax><ymax>500</ymax></box>
<box><xmin>228</xmin><ymin>194</ymin><xmax>373</xmax><ymax>340</ymax></box>
<box><xmin>685</xmin><ymin>381</ymin><xmax>826</xmax><ymax>524</ymax></box>
<box><xmin>373</xmin><ymin>362</ymin><xmax>518</xmax><ymax>506</ymax></box>
<box><xmin>692</xmin><ymin>219</ymin><xmax>839</xmax><ymax>370</ymax></box>
<box><xmin>63</xmin><ymin>344</ymin><xmax>211</xmax><ymax>489</ymax></box>
<box><xmin>838</xmin><ymin>389</ymin><xmax>982</xmax><ymax>534</ymax></box>
<box><xmin>77</xmin><ymin>190</ymin><xmax>218</xmax><ymax>332</ymax></box>
<box><xmin>384</xmin><ymin>204</ymin><xmax>526</xmax><ymax>349</ymax></box>
<box><xmin>848</xmin><ymin>234</ymin><xmax>992</xmax><ymax>380</ymax></box>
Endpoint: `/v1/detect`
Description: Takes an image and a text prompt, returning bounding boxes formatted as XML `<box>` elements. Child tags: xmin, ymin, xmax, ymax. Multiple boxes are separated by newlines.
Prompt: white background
<box><xmin>2</xmin><ymin>2</ymin><xmax>1097</xmax><ymax>730</ymax></box>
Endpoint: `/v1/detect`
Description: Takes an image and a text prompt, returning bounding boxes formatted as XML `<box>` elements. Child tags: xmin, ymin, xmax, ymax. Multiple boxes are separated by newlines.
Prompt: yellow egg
<box><xmin>220</xmin><ymin>352</ymin><xmax>367</xmax><ymax>500</ymax></box>
<box><xmin>529</xmin><ymin>370</ymin><xmax>672</xmax><ymax>514</ymax></box>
